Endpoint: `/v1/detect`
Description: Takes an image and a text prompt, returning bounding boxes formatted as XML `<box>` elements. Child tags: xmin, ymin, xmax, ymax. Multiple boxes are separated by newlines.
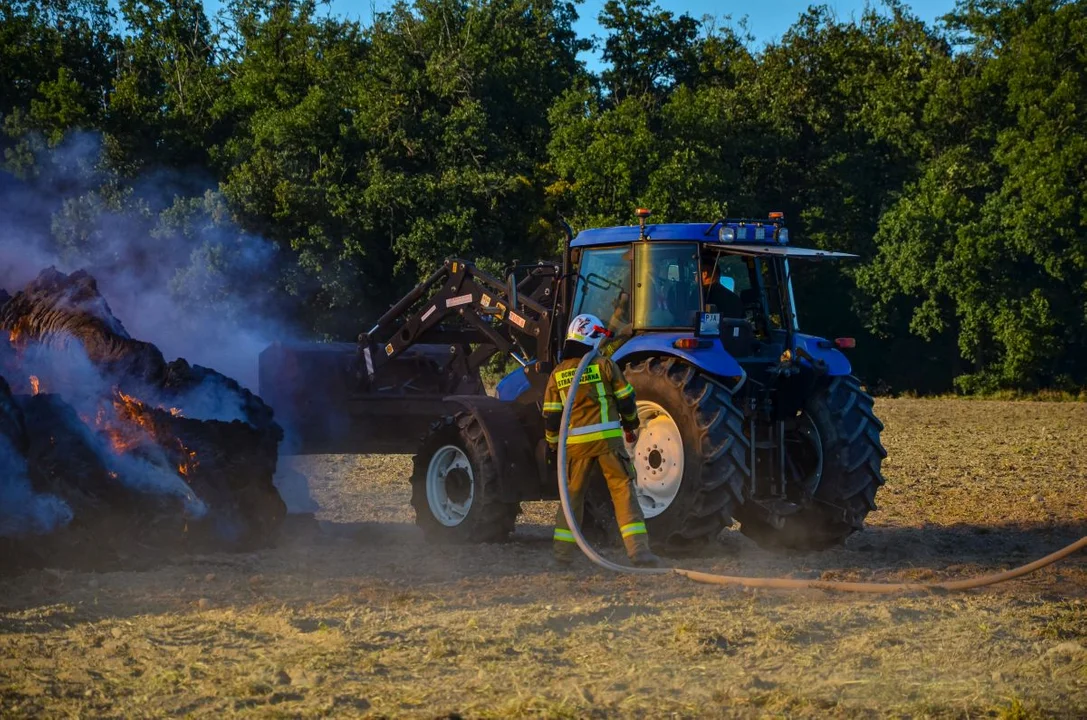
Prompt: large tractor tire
<box><xmin>590</xmin><ymin>357</ymin><xmax>749</xmax><ymax>551</ymax></box>
<box><xmin>410</xmin><ymin>413</ymin><xmax>519</xmax><ymax>543</ymax></box>
<box><xmin>739</xmin><ymin>375</ymin><xmax>886</xmax><ymax>551</ymax></box>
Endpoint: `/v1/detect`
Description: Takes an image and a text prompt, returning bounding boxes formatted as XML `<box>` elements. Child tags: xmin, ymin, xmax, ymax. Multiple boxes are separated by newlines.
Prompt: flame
<box><xmin>77</xmin><ymin>387</ymin><xmax>201</xmax><ymax>491</ymax></box>
<box><xmin>29</xmin><ymin>376</ymin><xmax>40</xmax><ymax>395</ymax></box>
<box><xmin>177</xmin><ymin>440</ymin><xmax>198</xmax><ymax>478</ymax></box>
<box><xmin>96</xmin><ymin>388</ymin><xmax>159</xmax><ymax>455</ymax></box>
<box><xmin>116</xmin><ymin>390</ymin><xmax>140</xmax><ymax>407</ymax></box>
<box><xmin>7</xmin><ymin>328</ymin><xmax>20</xmax><ymax>344</ymax></box>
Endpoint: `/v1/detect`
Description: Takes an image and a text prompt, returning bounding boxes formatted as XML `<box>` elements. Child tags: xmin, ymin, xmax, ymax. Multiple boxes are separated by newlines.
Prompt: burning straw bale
<box><xmin>0</xmin><ymin>268</ymin><xmax>286</xmax><ymax>569</ymax></box>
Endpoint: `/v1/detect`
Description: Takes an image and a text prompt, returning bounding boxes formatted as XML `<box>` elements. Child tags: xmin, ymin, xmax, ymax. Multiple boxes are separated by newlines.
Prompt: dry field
<box><xmin>1</xmin><ymin>399</ymin><xmax>1085</xmax><ymax>718</ymax></box>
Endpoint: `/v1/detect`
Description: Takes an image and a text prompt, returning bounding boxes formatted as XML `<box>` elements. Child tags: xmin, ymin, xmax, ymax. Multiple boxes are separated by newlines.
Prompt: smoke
<box><xmin>0</xmin><ymin>434</ymin><xmax>73</xmax><ymax>537</ymax></box>
<box><xmin>0</xmin><ymin>132</ymin><xmax>295</xmax><ymax>390</ymax></box>
<box><xmin>0</xmin><ymin>133</ymin><xmax>314</xmax><ymax>535</ymax></box>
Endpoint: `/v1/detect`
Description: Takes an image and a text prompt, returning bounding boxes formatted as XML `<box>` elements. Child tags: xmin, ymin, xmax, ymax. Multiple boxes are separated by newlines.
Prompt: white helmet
<box><xmin>566</xmin><ymin>313</ymin><xmax>607</xmax><ymax>346</ymax></box>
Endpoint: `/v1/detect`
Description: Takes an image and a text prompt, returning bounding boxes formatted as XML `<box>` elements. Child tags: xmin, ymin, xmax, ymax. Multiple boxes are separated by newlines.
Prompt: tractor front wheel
<box><xmin>410</xmin><ymin>413</ymin><xmax>518</xmax><ymax>543</ymax></box>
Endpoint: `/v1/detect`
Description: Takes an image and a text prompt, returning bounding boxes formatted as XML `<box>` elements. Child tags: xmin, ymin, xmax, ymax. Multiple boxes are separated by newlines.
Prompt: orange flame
<box><xmin>29</xmin><ymin>376</ymin><xmax>40</xmax><ymax>395</ymax></box>
<box><xmin>7</xmin><ymin>328</ymin><xmax>20</xmax><ymax>344</ymax></box>
<box><xmin>78</xmin><ymin>388</ymin><xmax>198</xmax><ymax>481</ymax></box>
<box><xmin>99</xmin><ymin>388</ymin><xmax>159</xmax><ymax>455</ymax></box>
<box><xmin>177</xmin><ymin>441</ymin><xmax>198</xmax><ymax>478</ymax></box>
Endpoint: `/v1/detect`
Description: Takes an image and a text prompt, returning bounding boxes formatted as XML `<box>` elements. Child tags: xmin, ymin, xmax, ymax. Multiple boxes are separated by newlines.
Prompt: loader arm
<box><xmin>262</xmin><ymin>257</ymin><xmax>563</xmax><ymax>456</ymax></box>
<box><xmin>358</xmin><ymin>258</ymin><xmax>561</xmax><ymax>386</ymax></box>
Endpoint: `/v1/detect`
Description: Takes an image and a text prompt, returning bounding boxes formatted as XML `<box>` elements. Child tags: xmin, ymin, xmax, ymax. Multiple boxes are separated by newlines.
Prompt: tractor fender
<box><xmin>496</xmin><ymin>367</ymin><xmax>531</xmax><ymax>402</ymax></box>
<box><xmin>442</xmin><ymin>395</ymin><xmax>540</xmax><ymax>503</ymax></box>
<box><xmin>610</xmin><ymin>333</ymin><xmax>745</xmax><ymax>380</ymax></box>
<box><xmin>795</xmin><ymin>334</ymin><xmax>852</xmax><ymax>376</ymax></box>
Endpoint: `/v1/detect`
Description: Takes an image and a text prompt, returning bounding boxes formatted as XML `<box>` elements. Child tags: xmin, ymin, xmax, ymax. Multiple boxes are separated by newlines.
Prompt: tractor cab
<box><xmin>566</xmin><ymin>212</ymin><xmax>856</xmax><ymax>379</ymax></box>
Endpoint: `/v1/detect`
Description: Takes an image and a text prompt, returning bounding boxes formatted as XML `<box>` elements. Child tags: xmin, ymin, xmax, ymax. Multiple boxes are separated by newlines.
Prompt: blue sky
<box><xmin>569</xmin><ymin>0</ymin><xmax>956</xmax><ymax>64</ymax></box>
<box><xmin>199</xmin><ymin>0</ymin><xmax>958</xmax><ymax>69</ymax></box>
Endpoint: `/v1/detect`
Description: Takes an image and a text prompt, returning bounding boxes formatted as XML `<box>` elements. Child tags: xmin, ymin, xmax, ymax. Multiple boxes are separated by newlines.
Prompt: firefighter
<box><xmin>542</xmin><ymin>313</ymin><xmax>662</xmax><ymax>568</ymax></box>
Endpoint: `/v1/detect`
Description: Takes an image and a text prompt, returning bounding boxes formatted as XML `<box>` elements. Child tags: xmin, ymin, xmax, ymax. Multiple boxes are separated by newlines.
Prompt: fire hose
<box><xmin>555</xmin><ymin>344</ymin><xmax>1087</xmax><ymax>594</ymax></box>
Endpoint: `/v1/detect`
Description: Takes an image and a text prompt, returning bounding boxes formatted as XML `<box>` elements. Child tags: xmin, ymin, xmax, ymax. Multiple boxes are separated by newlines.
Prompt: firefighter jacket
<box><xmin>543</xmin><ymin>355</ymin><xmax>639</xmax><ymax>459</ymax></box>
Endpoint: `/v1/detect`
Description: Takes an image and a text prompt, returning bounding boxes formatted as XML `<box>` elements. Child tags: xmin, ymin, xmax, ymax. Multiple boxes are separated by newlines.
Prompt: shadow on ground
<box><xmin>1</xmin><ymin>515</ymin><xmax>1083</xmax><ymax>629</ymax></box>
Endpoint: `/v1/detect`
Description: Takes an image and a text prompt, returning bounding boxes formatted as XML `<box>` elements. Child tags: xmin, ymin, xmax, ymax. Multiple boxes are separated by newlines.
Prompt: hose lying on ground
<box><xmin>556</xmin><ymin>345</ymin><xmax>1087</xmax><ymax>594</ymax></box>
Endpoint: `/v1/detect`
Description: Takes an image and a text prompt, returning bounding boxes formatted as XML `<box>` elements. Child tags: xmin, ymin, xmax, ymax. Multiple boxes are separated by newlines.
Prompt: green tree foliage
<box><xmin>860</xmin><ymin>0</ymin><xmax>1087</xmax><ymax>391</ymax></box>
<box><xmin>1</xmin><ymin>0</ymin><xmax>1085</xmax><ymax>393</ymax></box>
<box><xmin>106</xmin><ymin>0</ymin><xmax>225</xmax><ymax>174</ymax></box>
<box><xmin>598</xmin><ymin>0</ymin><xmax>700</xmax><ymax>101</ymax></box>
<box><xmin>0</xmin><ymin>0</ymin><xmax>117</xmax><ymax>164</ymax></box>
<box><xmin>212</xmin><ymin>0</ymin><xmax>370</xmax><ymax>333</ymax></box>
<box><xmin>351</xmin><ymin>0</ymin><xmax>587</xmax><ymax>280</ymax></box>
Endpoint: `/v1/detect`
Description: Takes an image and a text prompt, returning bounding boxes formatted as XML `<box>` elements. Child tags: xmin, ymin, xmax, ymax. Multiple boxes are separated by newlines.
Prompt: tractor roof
<box><xmin>571</xmin><ymin>222</ymin><xmax>856</xmax><ymax>259</ymax></box>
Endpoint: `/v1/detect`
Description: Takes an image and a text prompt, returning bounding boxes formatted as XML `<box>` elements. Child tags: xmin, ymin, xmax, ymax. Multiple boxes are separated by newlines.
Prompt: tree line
<box><xmin>1</xmin><ymin>0</ymin><xmax>1084</xmax><ymax>394</ymax></box>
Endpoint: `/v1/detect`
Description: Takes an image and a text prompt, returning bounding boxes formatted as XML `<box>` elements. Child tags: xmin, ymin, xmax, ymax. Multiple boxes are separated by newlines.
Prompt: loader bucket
<box><xmin>258</xmin><ymin>341</ymin><xmax>483</xmax><ymax>455</ymax></box>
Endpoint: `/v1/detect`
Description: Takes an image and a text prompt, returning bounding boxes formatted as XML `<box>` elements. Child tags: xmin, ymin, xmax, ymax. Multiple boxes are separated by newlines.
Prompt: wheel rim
<box><xmin>628</xmin><ymin>401</ymin><xmax>684</xmax><ymax>519</ymax></box>
<box><xmin>426</xmin><ymin>445</ymin><xmax>474</xmax><ymax>527</ymax></box>
<box><xmin>784</xmin><ymin>412</ymin><xmax>823</xmax><ymax>499</ymax></box>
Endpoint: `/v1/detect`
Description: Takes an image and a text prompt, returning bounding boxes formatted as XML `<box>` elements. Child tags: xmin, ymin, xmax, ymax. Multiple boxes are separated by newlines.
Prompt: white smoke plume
<box><xmin>0</xmin><ymin>434</ymin><xmax>73</xmax><ymax>537</ymax></box>
<box><xmin>0</xmin><ymin>132</ymin><xmax>297</xmax><ymax>390</ymax></box>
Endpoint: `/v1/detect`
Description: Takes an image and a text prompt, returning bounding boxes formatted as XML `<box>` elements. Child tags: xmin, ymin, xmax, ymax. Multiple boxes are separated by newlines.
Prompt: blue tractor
<box><xmin>260</xmin><ymin>212</ymin><xmax>887</xmax><ymax>551</ymax></box>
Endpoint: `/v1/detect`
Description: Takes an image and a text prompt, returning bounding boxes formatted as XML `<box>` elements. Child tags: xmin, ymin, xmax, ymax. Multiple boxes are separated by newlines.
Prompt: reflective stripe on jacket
<box><xmin>542</xmin><ymin>355</ymin><xmax>639</xmax><ymax>458</ymax></box>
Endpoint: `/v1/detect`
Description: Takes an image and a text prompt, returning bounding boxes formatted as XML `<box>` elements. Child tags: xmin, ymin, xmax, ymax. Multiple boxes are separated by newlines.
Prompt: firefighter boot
<box><xmin>630</xmin><ymin>546</ymin><xmax>663</xmax><ymax>568</ymax></box>
<box><xmin>552</xmin><ymin>530</ymin><xmax>577</xmax><ymax>568</ymax></box>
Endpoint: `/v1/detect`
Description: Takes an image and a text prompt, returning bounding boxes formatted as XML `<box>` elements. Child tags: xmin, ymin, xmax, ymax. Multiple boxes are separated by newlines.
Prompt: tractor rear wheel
<box><xmin>410</xmin><ymin>413</ymin><xmax>519</xmax><ymax>543</ymax></box>
<box><xmin>611</xmin><ymin>357</ymin><xmax>749</xmax><ymax>550</ymax></box>
<box><xmin>739</xmin><ymin>375</ymin><xmax>887</xmax><ymax>550</ymax></box>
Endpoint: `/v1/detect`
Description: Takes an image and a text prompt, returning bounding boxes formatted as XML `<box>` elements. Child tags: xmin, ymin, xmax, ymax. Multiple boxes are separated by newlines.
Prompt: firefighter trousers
<box><xmin>553</xmin><ymin>449</ymin><xmax>650</xmax><ymax>560</ymax></box>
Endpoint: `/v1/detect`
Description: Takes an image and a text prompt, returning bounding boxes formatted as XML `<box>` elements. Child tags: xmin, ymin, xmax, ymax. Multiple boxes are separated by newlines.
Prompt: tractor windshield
<box><xmin>632</xmin><ymin>243</ymin><xmax>701</xmax><ymax>329</ymax></box>
<box><xmin>572</xmin><ymin>246</ymin><xmax>632</xmax><ymax>334</ymax></box>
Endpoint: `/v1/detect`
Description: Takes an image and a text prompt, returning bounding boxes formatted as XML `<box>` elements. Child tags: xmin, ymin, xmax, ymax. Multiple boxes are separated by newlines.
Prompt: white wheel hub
<box><xmin>426</xmin><ymin>445</ymin><xmax>474</xmax><ymax>526</ymax></box>
<box><xmin>627</xmin><ymin>401</ymin><xmax>684</xmax><ymax>519</ymax></box>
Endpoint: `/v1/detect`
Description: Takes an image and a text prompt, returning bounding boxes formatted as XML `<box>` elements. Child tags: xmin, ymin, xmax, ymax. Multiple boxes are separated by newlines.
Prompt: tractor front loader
<box><xmin>260</xmin><ymin>212</ymin><xmax>888</xmax><ymax>553</ymax></box>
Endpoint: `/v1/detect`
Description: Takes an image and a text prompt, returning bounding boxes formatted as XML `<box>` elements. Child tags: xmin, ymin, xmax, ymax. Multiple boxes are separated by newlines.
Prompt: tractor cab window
<box><xmin>633</xmin><ymin>242</ymin><xmax>701</xmax><ymax>329</ymax></box>
<box><xmin>700</xmin><ymin>251</ymin><xmax>751</xmax><ymax>319</ymax></box>
<box><xmin>572</xmin><ymin>247</ymin><xmax>632</xmax><ymax>335</ymax></box>
<box><xmin>712</xmin><ymin>254</ymin><xmax>753</xmax><ymax>297</ymax></box>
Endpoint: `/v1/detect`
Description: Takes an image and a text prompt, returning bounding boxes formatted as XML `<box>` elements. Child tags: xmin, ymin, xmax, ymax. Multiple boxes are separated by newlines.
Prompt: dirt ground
<box><xmin>1</xmin><ymin>399</ymin><xmax>1085</xmax><ymax>718</ymax></box>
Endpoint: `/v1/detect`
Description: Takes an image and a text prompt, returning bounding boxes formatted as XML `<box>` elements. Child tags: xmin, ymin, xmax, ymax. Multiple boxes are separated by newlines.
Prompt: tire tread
<box><xmin>410</xmin><ymin>413</ymin><xmax>518</xmax><ymax>543</ymax></box>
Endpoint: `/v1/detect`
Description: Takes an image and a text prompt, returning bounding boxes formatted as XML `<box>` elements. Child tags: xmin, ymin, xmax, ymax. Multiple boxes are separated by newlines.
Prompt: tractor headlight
<box><xmin>777</xmin><ymin>228</ymin><xmax>789</xmax><ymax>244</ymax></box>
<box><xmin>718</xmin><ymin>226</ymin><xmax>735</xmax><ymax>242</ymax></box>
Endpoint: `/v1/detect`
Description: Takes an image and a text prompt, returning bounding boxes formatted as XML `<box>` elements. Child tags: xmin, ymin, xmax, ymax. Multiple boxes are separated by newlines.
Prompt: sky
<box><xmin>206</xmin><ymin>0</ymin><xmax>957</xmax><ymax>67</ymax></box>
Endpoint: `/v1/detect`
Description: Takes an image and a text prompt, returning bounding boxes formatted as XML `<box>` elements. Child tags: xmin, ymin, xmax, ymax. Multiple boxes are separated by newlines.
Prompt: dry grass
<box><xmin>1</xmin><ymin>399</ymin><xmax>1085</xmax><ymax>718</ymax></box>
